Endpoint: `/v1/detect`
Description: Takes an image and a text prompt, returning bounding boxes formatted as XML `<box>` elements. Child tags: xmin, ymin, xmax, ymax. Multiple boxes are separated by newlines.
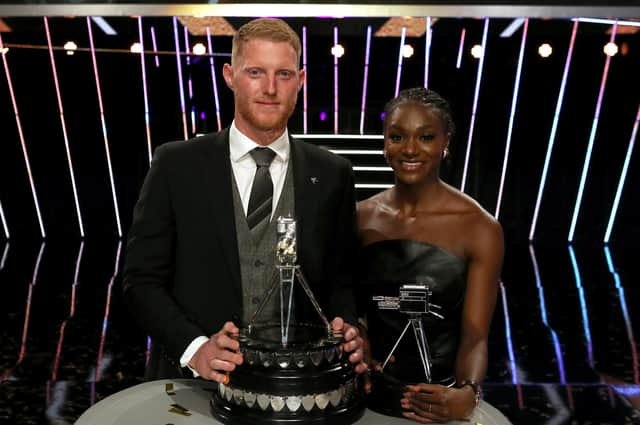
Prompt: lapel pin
<box><xmin>310</xmin><ymin>177</ymin><xmax>319</xmax><ymax>184</ymax></box>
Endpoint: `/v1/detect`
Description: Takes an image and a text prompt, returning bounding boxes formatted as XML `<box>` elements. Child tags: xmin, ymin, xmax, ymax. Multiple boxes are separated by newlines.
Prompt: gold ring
<box><xmin>222</xmin><ymin>374</ymin><xmax>230</xmax><ymax>385</ymax></box>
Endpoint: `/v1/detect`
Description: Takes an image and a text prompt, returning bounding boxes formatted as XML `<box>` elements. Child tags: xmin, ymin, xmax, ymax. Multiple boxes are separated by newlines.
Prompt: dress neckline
<box><xmin>361</xmin><ymin>239</ymin><xmax>465</xmax><ymax>265</ymax></box>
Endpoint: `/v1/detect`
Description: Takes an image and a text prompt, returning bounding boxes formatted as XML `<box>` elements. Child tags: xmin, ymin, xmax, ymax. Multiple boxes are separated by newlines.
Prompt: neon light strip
<box><xmin>495</xmin><ymin>18</ymin><xmax>528</xmax><ymax>219</ymax></box>
<box><xmin>456</xmin><ymin>28</ymin><xmax>466</xmax><ymax>69</ymax></box>
<box><xmin>183</xmin><ymin>27</ymin><xmax>196</xmax><ymax>135</ymax></box>
<box><xmin>138</xmin><ymin>18</ymin><xmax>153</xmax><ymax>165</ymax></box>
<box><xmin>529</xmin><ymin>244</ymin><xmax>567</xmax><ymax>383</ymax></box>
<box><xmin>567</xmin><ymin>245</ymin><xmax>593</xmax><ymax>365</ymax></box>
<box><xmin>150</xmin><ymin>26</ymin><xmax>159</xmax><ymax>68</ymax></box>
<box><xmin>500</xmin><ymin>18</ymin><xmax>525</xmax><ymax>38</ymax></box>
<box><xmin>205</xmin><ymin>27</ymin><xmax>222</xmax><ymax>132</ymax></box>
<box><xmin>0</xmin><ymin>241</ymin><xmax>8</xmax><ymax>270</ymax></box>
<box><xmin>44</xmin><ymin>17</ymin><xmax>84</xmax><ymax>237</ymax></box>
<box><xmin>394</xmin><ymin>26</ymin><xmax>407</xmax><ymax>97</ymax></box>
<box><xmin>499</xmin><ymin>281</ymin><xmax>518</xmax><ymax>384</ymax></box>
<box><xmin>424</xmin><ymin>17</ymin><xmax>432</xmax><ymax>88</ymax></box>
<box><xmin>353</xmin><ymin>166</ymin><xmax>393</xmax><ymax>171</ymax></box>
<box><xmin>529</xmin><ymin>20</ymin><xmax>579</xmax><ymax>241</ymax></box>
<box><xmin>333</xmin><ymin>26</ymin><xmax>339</xmax><ymax>135</ymax></box>
<box><xmin>146</xmin><ymin>336</ymin><xmax>152</xmax><ymax>368</ymax></box>
<box><xmin>460</xmin><ymin>18</ymin><xmax>489</xmax><ymax>192</ymax></box>
<box><xmin>604</xmin><ymin>103</ymin><xmax>640</xmax><ymax>243</ymax></box>
<box><xmin>293</xmin><ymin>134</ymin><xmax>383</xmax><ymax>139</ymax></box>
<box><xmin>359</xmin><ymin>25</ymin><xmax>372</xmax><ymax>135</ymax></box>
<box><xmin>71</xmin><ymin>240</ymin><xmax>84</xmax><ymax>317</ymax></box>
<box><xmin>604</xmin><ymin>246</ymin><xmax>639</xmax><ymax>384</ymax></box>
<box><xmin>96</xmin><ymin>241</ymin><xmax>122</xmax><ymax>382</ymax></box>
<box><xmin>355</xmin><ymin>183</ymin><xmax>393</xmax><ymax>189</ymax></box>
<box><xmin>303</xmin><ymin>26</ymin><xmax>308</xmax><ymax>135</ymax></box>
<box><xmin>172</xmin><ymin>17</ymin><xmax>188</xmax><ymax>140</ymax></box>
<box><xmin>1</xmin><ymin>35</ymin><xmax>45</xmax><ymax>238</ymax></box>
<box><xmin>17</xmin><ymin>242</ymin><xmax>46</xmax><ymax>365</ymax></box>
<box><xmin>90</xmin><ymin>17</ymin><xmax>116</xmax><ymax>36</ymax></box>
<box><xmin>568</xmin><ymin>23</ymin><xmax>617</xmax><ymax>242</ymax></box>
<box><xmin>573</xmin><ymin>17</ymin><xmax>640</xmax><ymax>27</ymax></box>
<box><xmin>87</xmin><ymin>17</ymin><xmax>122</xmax><ymax>238</ymax></box>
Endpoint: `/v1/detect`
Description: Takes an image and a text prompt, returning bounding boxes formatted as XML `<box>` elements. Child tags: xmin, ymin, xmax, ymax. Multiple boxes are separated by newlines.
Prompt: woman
<box><xmin>357</xmin><ymin>87</ymin><xmax>504</xmax><ymax>423</ymax></box>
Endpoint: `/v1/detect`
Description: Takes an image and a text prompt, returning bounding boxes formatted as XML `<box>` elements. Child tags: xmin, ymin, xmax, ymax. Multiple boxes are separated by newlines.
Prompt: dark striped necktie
<box><xmin>246</xmin><ymin>147</ymin><xmax>276</xmax><ymax>230</ymax></box>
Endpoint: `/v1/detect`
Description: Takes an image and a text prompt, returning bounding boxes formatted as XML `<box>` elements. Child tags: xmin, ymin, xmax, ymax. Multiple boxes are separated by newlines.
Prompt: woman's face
<box><xmin>384</xmin><ymin>101</ymin><xmax>450</xmax><ymax>186</ymax></box>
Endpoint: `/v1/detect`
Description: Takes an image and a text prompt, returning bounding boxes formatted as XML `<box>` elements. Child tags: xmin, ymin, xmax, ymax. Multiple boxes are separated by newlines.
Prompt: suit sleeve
<box><xmin>326</xmin><ymin>160</ymin><xmax>359</xmax><ymax>325</ymax></box>
<box><xmin>122</xmin><ymin>144</ymin><xmax>205</xmax><ymax>361</ymax></box>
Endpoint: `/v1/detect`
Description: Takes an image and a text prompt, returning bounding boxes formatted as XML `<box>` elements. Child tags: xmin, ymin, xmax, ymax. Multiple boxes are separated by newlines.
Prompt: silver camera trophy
<box><xmin>373</xmin><ymin>283</ymin><xmax>443</xmax><ymax>383</ymax></box>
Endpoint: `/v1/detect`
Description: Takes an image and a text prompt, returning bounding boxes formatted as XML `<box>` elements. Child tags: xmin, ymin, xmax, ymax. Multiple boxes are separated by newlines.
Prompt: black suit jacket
<box><xmin>123</xmin><ymin>129</ymin><xmax>358</xmax><ymax>379</ymax></box>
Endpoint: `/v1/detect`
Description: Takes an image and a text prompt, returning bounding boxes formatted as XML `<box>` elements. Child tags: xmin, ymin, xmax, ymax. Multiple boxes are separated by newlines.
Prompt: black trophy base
<box><xmin>211</xmin><ymin>393</ymin><xmax>364</xmax><ymax>425</ymax></box>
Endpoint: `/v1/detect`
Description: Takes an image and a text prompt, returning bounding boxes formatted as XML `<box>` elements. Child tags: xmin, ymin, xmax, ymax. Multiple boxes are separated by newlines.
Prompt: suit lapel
<box><xmin>200</xmin><ymin>129</ymin><xmax>242</xmax><ymax>302</ymax></box>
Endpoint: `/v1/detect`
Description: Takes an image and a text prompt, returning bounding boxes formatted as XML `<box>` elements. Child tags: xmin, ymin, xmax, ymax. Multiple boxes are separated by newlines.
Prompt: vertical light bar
<box><xmin>568</xmin><ymin>23</ymin><xmax>618</xmax><ymax>242</ymax></box>
<box><xmin>205</xmin><ymin>26</ymin><xmax>222</xmax><ymax>132</ymax></box>
<box><xmin>456</xmin><ymin>28</ymin><xmax>466</xmax><ymax>69</ymax></box>
<box><xmin>302</xmin><ymin>26</ymin><xmax>308</xmax><ymax>135</ymax></box>
<box><xmin>0</xmin><ymin>241</ymin><xmax>8</xmax><ymax>270</ymax></box>
<box><xmin>150</xmin><ymin>26</ymin><xmax>160</xmax><ymax>68</ymax></box>
<box><xmin>604</xmin><ymin>246</ymin><xmax>639</xmax><ymax>384</ymax></box>
<box><xmin>499</xmin><ymin>281</ymin><xmax>518</xmax><ymax>385</ymax></box>
<box><xmin>138</xmin><ymin>18</ymin><xmax>153</xmax><ymax>165</ymax></box>
<box><xmin>96</xmin><ymin>240</ymin><xmax>122</xmax><ymax>382</ymax></box>
<box><xmin>18</xmin><ymin>242</ymin><xmax>46</xmax><ymax>364</ymax></box>
<box><xmin>359</xmin><ymin>25</ymin><xmax>372</xmax><ymax>135</ymax></box>
<box><xmin>172</xmin><ymin>17</ymin><xmax>188</xmax><ymax>140</ymax></box>
<box><xmin>44</xmin><ymin>17</ymin><xmax>84</xmax><ymax>237</ymax></box>
<box><xmin>394</xmin><ymin>27</ymin><xmax>407</xmax><ymax>97</ymax></box>
<box><xmin>567</xmin><ymin>245</ymin><xmax>593</xmax><ymax>366</ymax></box>
<box><xmin>333</xmin><ymin>26</ymin><xmax>339</xmax><ymax>135</ymax></box>
<box><xmin>529</xmin><ymin>244</ymin><xmax>567</xmax><ymax>383</ymax></box>
<box><xmin>87</xmin><ymin>18</ymin><xmax>122</xmax><ymax>238</ymax></box>
<box><xmin>183</xmin><ymin>26</ymin><xmax>196</xmax><ymax>135</ymax></box>
<box><xmin>604</xmin><ymin>102</ymin><xmax>640</xmax><ymax>243</ymax></box>
<box><xmin>424</xmin><ymin>17</ymin><xmax>432</xmax><ymax>88</ymax></box>
<box><xmin>1</xmin><ymin>34</ymin><xmax>45</xmax><ymax>238</ymax></box>
<box><xmin>529</xmin><ymin>20</ymin><xmax>579</xmax><ymax>241</ymax></box>
<box><xmin>495</xmin><ymin>18</ymin><xmax>529</xmax><ymax>219</ymax></box>
<box><xmin>460</xmin><ymin>18</ymin><xmax>490</xmax><ymax>193</ymax></box>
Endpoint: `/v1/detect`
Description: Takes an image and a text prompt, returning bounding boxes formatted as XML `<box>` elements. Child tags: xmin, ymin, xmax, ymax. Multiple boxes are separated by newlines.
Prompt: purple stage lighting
<box><xmin>138</xmin><ymin>17</ymin><xmax>153</xmax><ymax>165</ymax></box>
<box><xmin>172</xmin><ymin>17</ymin><xmax>188</xmax><ymax>140</ymax></box>
<box><xmin>320</xmin><ymin>111</ymin><xmax>327</xmax><ymax>121</ymax></box>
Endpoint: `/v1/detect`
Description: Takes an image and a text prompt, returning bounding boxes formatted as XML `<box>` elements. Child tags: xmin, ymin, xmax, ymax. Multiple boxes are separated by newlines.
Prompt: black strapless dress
<box><xmin>357</xmin><ymin>239</ymin><xmax>467</xmax><ymax>417</ymax></box>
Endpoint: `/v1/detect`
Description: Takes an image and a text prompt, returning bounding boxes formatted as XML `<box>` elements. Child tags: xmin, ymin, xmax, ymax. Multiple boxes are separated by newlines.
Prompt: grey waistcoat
<box><xmin>231</xmin><ymin>160</ymin><xmax>295</xmax><ymax>325</ymax></box>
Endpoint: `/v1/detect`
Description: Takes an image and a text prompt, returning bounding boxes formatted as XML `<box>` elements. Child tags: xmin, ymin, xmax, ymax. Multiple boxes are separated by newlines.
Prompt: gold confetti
<box><xmin>165</xmin><ymin>383</ymin><xmax>176</xmax><ymax>395</ymax></box>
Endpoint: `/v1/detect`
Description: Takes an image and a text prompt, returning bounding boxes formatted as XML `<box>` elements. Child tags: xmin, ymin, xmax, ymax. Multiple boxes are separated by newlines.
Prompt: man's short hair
<box><xmin>232</xmin><ymin>18</ymin><xmax>301</xmax><ymax>66</ymax></box>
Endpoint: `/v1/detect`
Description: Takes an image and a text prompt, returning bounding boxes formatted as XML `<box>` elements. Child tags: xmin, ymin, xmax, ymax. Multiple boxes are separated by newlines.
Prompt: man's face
<box><xmin>223</xmin><ymin>38</ymin><xmax>304</xmax><ymax>143</ymax></box>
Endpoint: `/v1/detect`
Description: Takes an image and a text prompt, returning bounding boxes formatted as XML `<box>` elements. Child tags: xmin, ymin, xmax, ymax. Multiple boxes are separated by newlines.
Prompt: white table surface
<box><xmin>75</xmin><ymin>379</ymin><xmax>511</xmax><ymax>425</ymax></box>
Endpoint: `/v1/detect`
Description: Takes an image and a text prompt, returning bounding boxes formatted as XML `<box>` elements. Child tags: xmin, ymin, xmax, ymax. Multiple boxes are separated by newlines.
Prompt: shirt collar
<box><xmin>229</xmin><ymin>121</ymin><xmax>290</xmax><ymax>163</ymax></box>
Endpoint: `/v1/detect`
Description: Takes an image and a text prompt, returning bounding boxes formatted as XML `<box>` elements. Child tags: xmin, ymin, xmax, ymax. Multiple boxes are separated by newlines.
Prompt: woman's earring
<box><xmin>443</xmin><ymin>148</ymin><xmax>450</xmax><ymax>159</ymax></box>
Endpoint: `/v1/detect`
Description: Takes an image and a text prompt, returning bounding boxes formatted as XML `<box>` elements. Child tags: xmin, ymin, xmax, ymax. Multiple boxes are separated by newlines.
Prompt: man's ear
<box><xmin>298</xmin><ymin>68</ymin><xmax>306</xmax><ymax>92</ymax></box>
<box><xmin>222</xmin><ymin>63</ymin><xmax>234</xmax><ymax>90</ymax></box>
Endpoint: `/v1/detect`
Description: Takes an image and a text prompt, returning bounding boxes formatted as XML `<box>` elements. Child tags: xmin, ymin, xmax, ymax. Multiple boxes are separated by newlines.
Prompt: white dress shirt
<box><xmin>179</xmin><ymin>122</ymin><xmax>291</xmax><ymax>375</ymax></box>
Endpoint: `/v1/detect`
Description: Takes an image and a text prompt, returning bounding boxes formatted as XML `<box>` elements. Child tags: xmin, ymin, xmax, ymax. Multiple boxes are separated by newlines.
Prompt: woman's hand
<box><xmin>401</xmin><ymin>384</ymin><xmax>476</xmax><ymax>423</ymax></box>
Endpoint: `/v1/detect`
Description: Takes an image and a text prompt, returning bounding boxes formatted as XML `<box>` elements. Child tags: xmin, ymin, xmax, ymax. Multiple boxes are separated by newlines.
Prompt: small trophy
<box><xmin>372</xmin><ymin>282</ymin><xmax>443</xmax><ymax>383</ymax></box>
<box><xmin>211</xmin><ymin>216</ymin><xmax>364</xmax><ymax>425</ymax></box>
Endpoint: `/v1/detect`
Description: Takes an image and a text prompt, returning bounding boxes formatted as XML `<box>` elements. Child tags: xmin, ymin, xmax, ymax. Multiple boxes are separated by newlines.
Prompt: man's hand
<box><xmin>188</xmin><ymin>322</ymin><xmax>243</xmax><ymax>382</ymax></box>
<box><xmin>331</xmin><ymin>317</ymin><xmax>367</xmax><ymax>374</ymax></box>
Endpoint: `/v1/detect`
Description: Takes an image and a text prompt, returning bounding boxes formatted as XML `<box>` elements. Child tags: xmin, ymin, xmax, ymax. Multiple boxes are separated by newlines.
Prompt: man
<box><xmin>123</xmin><ymin>18</ymin><xmax>365</xmax><ymax>381</ymax></box>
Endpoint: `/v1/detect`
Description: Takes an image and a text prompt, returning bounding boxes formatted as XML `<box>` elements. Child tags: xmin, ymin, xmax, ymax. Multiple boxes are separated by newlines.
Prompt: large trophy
<box><xmin>211</xmin><ymin>217</ymin><xmax>364</xmax><ymax>425</ymax></box>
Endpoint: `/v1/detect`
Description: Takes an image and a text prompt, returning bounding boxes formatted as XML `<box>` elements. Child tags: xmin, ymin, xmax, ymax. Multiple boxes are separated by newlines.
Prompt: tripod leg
<box><xmin>411</xmin><ymin>318</ymin><xmax>432</xmax><ymax>382</ymax></box>
<box><xmin>382</xmin><ymin>320</ymin><xmax>412</xmax><ymax>371</ymax></box>
<box><xmin>294</xmin><ymin>268</ymin><xmax>332</xmax><ymax>333</ymax></box>
<box><xmin>247</xmin><ymin>272</ymin><xmax>281</xmax><ymax>332</ymax></box>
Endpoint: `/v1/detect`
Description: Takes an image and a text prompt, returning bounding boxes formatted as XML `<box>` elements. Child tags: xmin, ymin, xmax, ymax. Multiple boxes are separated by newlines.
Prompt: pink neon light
<box><xmin>87</xmin><ymin>17</ymin><xmax>122</xmax><ymax>237</ymax></box>
<box><xmin>205</xmin><ymin>26</ymin><xmax>222</xmax><ymax>132</ymax></box>
<box><xmin>0</xmin><ymin>33</ymin><xmax>45</xmax><ymax>238</ymax></box>
<box><xmin>456</xmin><ymin>28</ymin><xmax>466</xmax><ymax>69</ymax></box>
<box><xmin>138</xmin><ymin>17</ymin><xmax>153</xmax><ymax>165</ymax></box>
<box><xmin>394</xmin><ymin>27</ymin><xmax>406</xmax><ymax>97</ymax></box>
<box><xmin>359</xmin><ymin>25</ymin><xmax>372</xmax><ymax>135</ymax></box>
<box><xmin>150</xmin><ymin>26</ymin><xmax>160</xmax><ymax>68</ymax></box>
<box><xmin>44</xmin><ymin>17</ymin><xmax>84</xmax><ymax>237</ymax></box>
<box><xmin>424</xmin><ymin>17</ymin><xmax>432</xmax><ymax>89</ymax></box>
<box><xmin>333</xmin><ymin>27</ymin><xmax>339</xmax><ymax>135</ymax></box>
<box><xmin>183</xmin><ymin>27</ymin><xmax>196</xmax><ymax>135</ymax></box>
<box><xmin>96</xmin><ymin>241</ymin><xmax>122</xmax><ymax>382</ymax></box>
<box><xmin>172</xmin><ymin>17</ymin><xmax>188</xmax><ymax>140</ymax></box>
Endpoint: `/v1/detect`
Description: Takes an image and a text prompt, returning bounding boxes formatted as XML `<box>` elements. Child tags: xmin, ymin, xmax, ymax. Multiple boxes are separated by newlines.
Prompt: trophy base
<box><xmin>210</xmin><ymin>323</ymin><xmax>364</xmax><ymax>425</ymax></box>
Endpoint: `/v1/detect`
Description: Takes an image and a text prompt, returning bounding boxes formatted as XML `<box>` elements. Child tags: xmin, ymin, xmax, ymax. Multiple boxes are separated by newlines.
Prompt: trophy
<box><xmin>373</xmin><ymin>283</ymin><xmax>443</xmax><ymax>383</ymax></box>
<box><xmin>211</xmin><ymin>216</ymin><xmax>364</xmax><ymax>425</ymax></box>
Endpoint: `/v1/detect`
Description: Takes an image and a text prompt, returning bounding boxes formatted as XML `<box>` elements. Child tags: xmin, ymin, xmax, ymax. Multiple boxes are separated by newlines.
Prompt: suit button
<box><xmin>254</xmin><ymin>260</ymin><xmax>263</xmax><ymax>267</ymax></box>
